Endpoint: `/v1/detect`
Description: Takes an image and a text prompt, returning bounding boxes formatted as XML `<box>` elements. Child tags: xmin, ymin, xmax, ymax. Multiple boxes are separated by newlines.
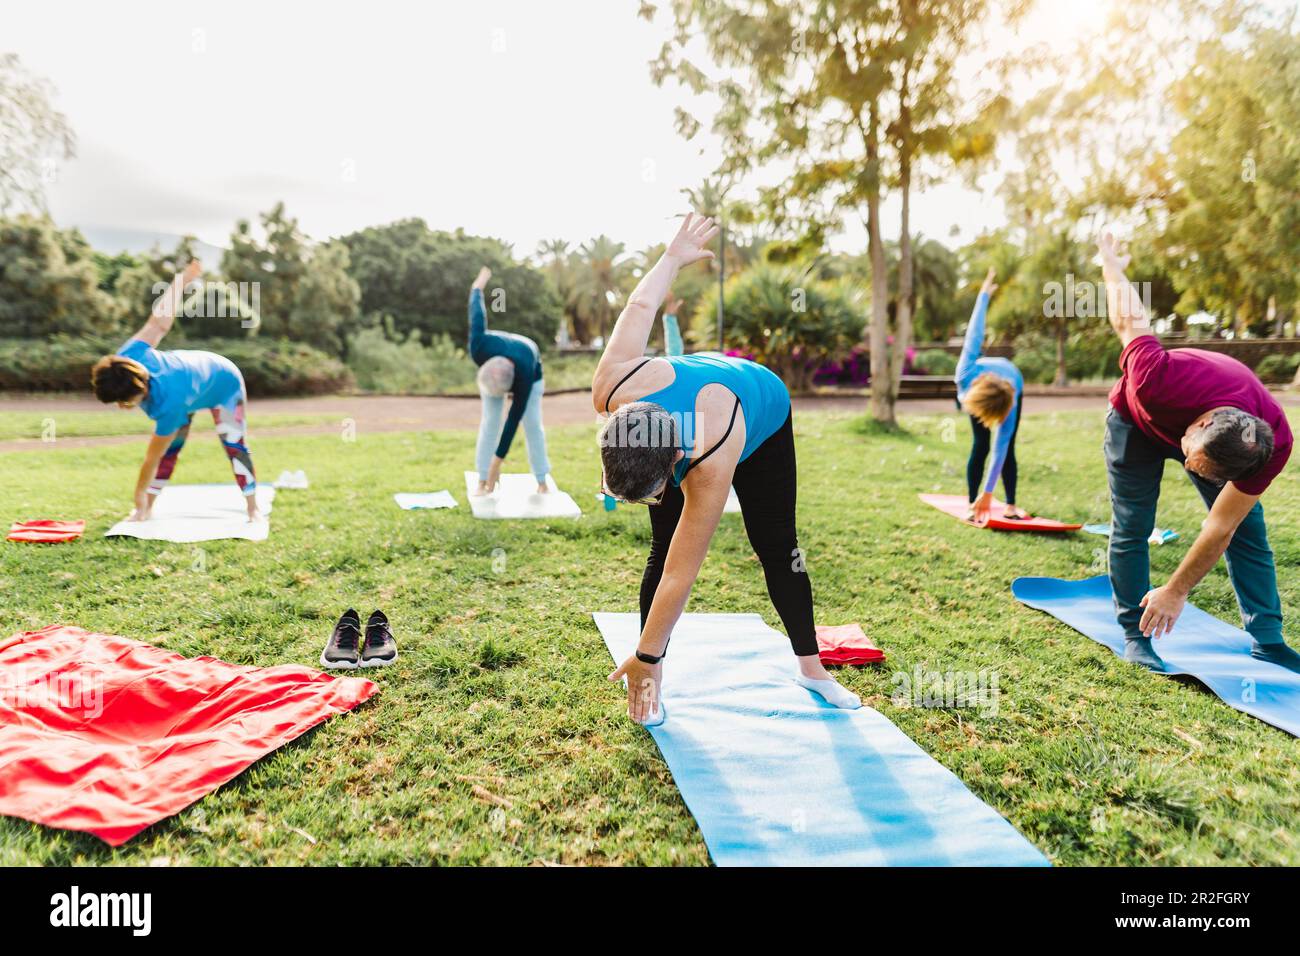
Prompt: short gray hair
<box><xmin>1199</xmin><ymin>408</ymin><xmax>1274</xmax><ymax>481</ymax></box>
<box><xmin>599</xmin><ymin>401</ymin><xmax>679</xmax><ymax>500</ymax></box>
<box><xmin>477</xmin><ymin>356</ymin><xmax>515</xmax><ymax>397</ymax></box>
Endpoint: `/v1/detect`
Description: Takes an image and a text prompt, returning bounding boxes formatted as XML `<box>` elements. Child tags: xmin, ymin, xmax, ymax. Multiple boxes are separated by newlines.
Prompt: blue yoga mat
<box><xmin>593</xmin><ymin>612</ymin><xmax>1048</xmax><ymax>866</ymax></box>
<box><xmin>1013</xmin><ymin>575</ymin><xmax>1300</xmax><ymax>737</ymax></box>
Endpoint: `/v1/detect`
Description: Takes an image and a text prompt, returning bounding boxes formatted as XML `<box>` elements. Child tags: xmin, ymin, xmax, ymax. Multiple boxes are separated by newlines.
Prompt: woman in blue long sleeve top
<box><xmin>468</xmin><ymin>267</ymin><xmax>551</xmax><ymax>495</ymax></box>
<box><xmin>955</xmin><ymin>268</ymin><xmax>1027</xmax><ymax>524</ymax></box>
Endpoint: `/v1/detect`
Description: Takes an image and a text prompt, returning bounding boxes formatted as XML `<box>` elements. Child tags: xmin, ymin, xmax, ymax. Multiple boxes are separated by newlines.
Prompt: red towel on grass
<box><xmin>816</xmin><ymin>624</ymin><xmax>885</xmax><ymax>666</ymax></box>
<box><xmin>0</xmin><ymin>625</ymin><xmax>376</xmax><ymax>845</ymax></box>
<box><xmin>7</xmin><ymin>520</ymin><xmax>86</xmax><ymax>543</ymax></box>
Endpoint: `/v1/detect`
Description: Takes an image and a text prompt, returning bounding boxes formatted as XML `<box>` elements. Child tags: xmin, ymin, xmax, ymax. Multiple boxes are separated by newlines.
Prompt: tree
<box><xmin>649</xmin><ymin>0</ymin><xmax>998</xmax><ymax>422</ymax></box>
<box><xmin>93</xmin><ymin>250</ymin><xmax>140</xmax><ymax>297</ymax></box>
<box><xmin>1159</xmin><ymin>16</ymin><xmax>1300</xmax><ymax>334</ymax></box>
<box><xmin>571</xmin><ymin>235</ymin><xmax>631</xmax><ymax>344</ymax></box>
<box><xmin>340</xmin><ymin>218</ymin><xmax>560</xmax><ymax>348</ymax></box>
<box><xmin>114</xmin><ymin>237</ymin><xmax>202</xmax><ymax>336</ymax></box>
<box><xmin>0</xmin><ymin>216</ymin><xmax>115</xmax><ymax>337</ymax></box>
<box><xmin>0</xmin><ymin>54</ymin><xmax>75</xmax><ymax>215</ymax></box>
<box><xmin>535</xmin><ymin>238</ymin><xmax>576</xmax><ymax>344</ymax></box>
<box><xmin>288</xmin><ymin>241</ymin><xmax>361</xmax><ymax>355</ymax></box>
<box><xmin>222</xmin><ymin>202</ymin><xmax>309</xmax><ymax>339</ymax></box>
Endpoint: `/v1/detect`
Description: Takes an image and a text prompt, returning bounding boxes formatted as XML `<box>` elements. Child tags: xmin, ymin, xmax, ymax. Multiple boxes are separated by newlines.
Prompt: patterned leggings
<box><xmin>149</xmin><ymin>399</ymin><xmax>257</xmax><ymax>497</ymax></box>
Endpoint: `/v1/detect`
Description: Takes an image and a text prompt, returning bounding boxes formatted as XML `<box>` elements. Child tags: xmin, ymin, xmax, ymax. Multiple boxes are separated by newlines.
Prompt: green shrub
<box><xmin>1255</xmin><ymin>353</ymin><xmax>1300</xmax><ymax>384</ymax></box>
<box><xmin>692</xmin><ymin>263</ymin><xmax>861</xmax><ymax>391</ymax></box>
<box><xmin>209</xmin><ymin>338</ymin><xmax>353</xmax><ymax>396</ymax></box>
<box><xmin>346</xmin><ymin>327</ymin><xmax>476</xmax><ymax>394</ymax></box>
<box><xmin>0</xmin><ymin>336</ymin><xmax>352</xmax><ymax>396</ymax></box>
<box><xmin>912</xmin><ymin>349</ymin><xmax>957</xmax><ymax>376</ymax></box>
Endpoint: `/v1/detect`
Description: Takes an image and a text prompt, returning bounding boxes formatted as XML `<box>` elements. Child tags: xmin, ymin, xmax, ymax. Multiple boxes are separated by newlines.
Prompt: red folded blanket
<box><xmin>815</xmin><ymin>623</ymin><xmax>885</xmax><ymax>666</ymax></box>
<box><xmin>0</xmin><ymin>625</ymin><xmax>377</xmax><ymax>845</ymax></box>
<box><xmin>7</xmin><ymin>519</ymin><xmax>86</xmax><ymax>543</ymax></box>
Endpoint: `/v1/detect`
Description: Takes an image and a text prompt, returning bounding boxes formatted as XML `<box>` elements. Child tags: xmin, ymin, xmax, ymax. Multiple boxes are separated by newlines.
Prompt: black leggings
<box><xmin>966</xmin><ymin>394</ymin><xmax>1022</xmax><ymax>505</ymax></box>
<box><xmin>639</xmin><ymin>412</ymin><xmax>817</xmax><ymax>657</ymax></box>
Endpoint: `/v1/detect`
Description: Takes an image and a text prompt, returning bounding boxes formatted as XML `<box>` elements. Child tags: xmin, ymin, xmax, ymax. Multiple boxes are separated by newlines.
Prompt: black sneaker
<box><xmin>361</xmin><ymin>610</ymin><xmax>398</xmax><ymax>668</ymax></box>
<box><xmin>321</xmin><ymin>609</ymin><xmax>362</xmax><ymax>669</ymax></box>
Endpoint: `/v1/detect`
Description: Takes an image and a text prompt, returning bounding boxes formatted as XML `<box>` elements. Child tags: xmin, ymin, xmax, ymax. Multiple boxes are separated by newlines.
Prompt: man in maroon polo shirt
<box><xmin>1097</xmin><ymin>232</ymin><xmax>1297</xmax><ymax>673</ymax></box>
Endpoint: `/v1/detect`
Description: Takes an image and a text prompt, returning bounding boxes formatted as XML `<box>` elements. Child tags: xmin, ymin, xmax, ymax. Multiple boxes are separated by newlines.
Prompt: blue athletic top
<box><xmin>955</xmin><ymin>291</ymin><xmax>1023</xmax><ymax>494</ymax></box>
<box><xmin>468</xmin><ymin>288</ymin><xmax>543</xmax><ymax>459</ymax></box>
<box><xmin>117</xmin><ymin>338</ymin><xmax>245</xmax><ymax>437</ymax></box>
<box><xmin>634</xmin><ymin>354</ymin><xmax>791</xmax><ymax>486</ymax></box>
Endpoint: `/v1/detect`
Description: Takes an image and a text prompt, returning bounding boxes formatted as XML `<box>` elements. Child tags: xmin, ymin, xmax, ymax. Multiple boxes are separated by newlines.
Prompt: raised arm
<box><xmin>595</xmin><ymin>213</ymin><xmax>717</xmax><ymax>381</ymax></box>
<box><xmin>956</xmin><ymin>267</ymin><xmax>997</xmax><ymax>386</ymax></box>
<box><xmin>662</xmin><ymin>294</ymin><xmax>684</xmax><ymax>356</ymax></box>
<box><xmin>1097</xmin><ymin>233</ymin><xmax>1152</xmax><ymax>347</ymax></box>
<box><xmin>132</xmin><ymin>259</ymin><xmax>201</xmax><ymax>347</ymax></box>
<box><xmin>468</xmin><ymin>266</ymin><xmax>491</xmax><ymax>353</ymax></box>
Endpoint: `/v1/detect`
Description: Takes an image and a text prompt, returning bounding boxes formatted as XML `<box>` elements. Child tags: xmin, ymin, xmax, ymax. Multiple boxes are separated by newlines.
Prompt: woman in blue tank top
<box><xmin>593</xmin><ymin>213</ymin><xmax>862</xmax><ymax>726</ymax></box>
<box><xmin>89</xmin><ymin>260</ymin><xmax>261</xmax><ymax>523</ymax></box>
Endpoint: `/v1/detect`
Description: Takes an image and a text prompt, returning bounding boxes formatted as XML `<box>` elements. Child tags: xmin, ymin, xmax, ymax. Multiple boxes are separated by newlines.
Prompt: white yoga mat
<box><xmin>463</xmin><ymin>472</ymin><xmax>581</xmax><ymax>519</ymax></box>
<box><xmin>394</xmin><ymin>491</ymin><xmax>458</xmax><ymax>510</ymax></box>
<box><xmin>723</xmin><ymin>487</ymin><xmax>741</xmax><ymax>513</ymax></box>
<box><xmin>105</xmin><ymin>484</ymin><xmax>276</xmax><ymax>543</ymax></box>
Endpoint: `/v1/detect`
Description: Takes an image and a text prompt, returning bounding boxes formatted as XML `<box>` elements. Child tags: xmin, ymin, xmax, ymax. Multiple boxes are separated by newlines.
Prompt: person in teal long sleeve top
<box><xmin>661</xmin><ymin>294</ymin><xmax>684</xmax><ymax>356</ymax></box>
<box><xmin>955</xmin><ymin>268</ymin><xmax>1027</xmax><ymax>524</ymax></box>
<box><xmin>468</xmin><ymin>266</ymin><xmax>550</xmax><ymax>495</ymax></box>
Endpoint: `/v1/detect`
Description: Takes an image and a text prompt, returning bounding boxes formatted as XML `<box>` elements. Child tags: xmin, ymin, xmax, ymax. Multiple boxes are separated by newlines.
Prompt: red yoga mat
<box><xmin>0</xmin><ymin>625</ymin><xmax>377</xmax><ymax>845</ymax></box>
<box><xmin>815</xmin><ymin>624</ymin><xmax>885</xmax><ymax>666</ymax></box>
<box><xmin>8</xmin><ymin>520</ymin><xmax>86</xmax><ymax>543</ymax></box>
<box><xmin>918</xmin><ymin>493</ymin><xmax>1082</xmax><ymax>533</ymax></box>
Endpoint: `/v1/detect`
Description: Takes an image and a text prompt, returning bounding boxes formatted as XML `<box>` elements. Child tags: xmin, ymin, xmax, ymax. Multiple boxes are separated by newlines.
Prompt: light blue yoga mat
<box><xmin>1013</xmin><ymin>575</ymin><xmax>1300</xmax><ymax>737</ymax></box>
<box><xmin>593</xmin><ymin>612</ymin><xmax>1048</xmax><ymax>867</ymax></box>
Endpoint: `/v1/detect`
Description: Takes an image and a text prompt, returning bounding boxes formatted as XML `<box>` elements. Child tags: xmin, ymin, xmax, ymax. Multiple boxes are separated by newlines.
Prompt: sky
<box><xmin>8</xmin><ymin>0</ymin><xmax>1100</xmax><ymax>259</ymax></box>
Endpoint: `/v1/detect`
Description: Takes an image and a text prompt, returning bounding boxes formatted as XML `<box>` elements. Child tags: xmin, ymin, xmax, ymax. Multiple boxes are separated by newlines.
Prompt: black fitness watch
<box><xmin>635</xmin><ymin>649</ymin><xmax>665</xmax><ymax>665</ymax></box>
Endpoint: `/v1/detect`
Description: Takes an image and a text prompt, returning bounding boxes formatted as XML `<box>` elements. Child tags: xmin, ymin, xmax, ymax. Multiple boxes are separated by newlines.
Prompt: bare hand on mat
<box><xmin>1140</xmin><ymin>584</ymin><xmax>1186</xmax><ymax>638</ymax></box>
<box><xmin>609</xmin><ymin>655</ymin><xmax>663</xmax><ymax>724</ymax></box>
<box><xmin>970</xmin><ymin>491</ymin><xmax>994</xmax><ymax>525</ymax></box>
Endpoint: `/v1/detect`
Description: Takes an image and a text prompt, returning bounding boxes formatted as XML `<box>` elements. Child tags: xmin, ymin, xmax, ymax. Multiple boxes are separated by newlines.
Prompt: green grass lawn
<box><xmin>1</xmin><ymin>406</ymin><xmax>1298</xmax><ymax>865</ymax></box>
<box><xmin>0</xmin><ymin>409</ymin><xmax>341</xmax><ymax>442</ymax></box>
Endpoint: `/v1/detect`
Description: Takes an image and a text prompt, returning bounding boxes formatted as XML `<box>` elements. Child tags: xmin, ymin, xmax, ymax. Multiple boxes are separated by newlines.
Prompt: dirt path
<box><xmin>0</xmin><ymin>390</ymin><xmax>1134</xmax><ymax>454</ymax></box>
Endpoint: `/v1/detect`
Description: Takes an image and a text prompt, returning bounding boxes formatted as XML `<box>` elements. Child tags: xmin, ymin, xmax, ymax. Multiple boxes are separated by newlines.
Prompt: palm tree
<box><xmin>681</xmin><ymin>177</ymin><xmax>734</xmax><ymax>350</ymax></box>
<box><xmin>536</xmin><ymin>238</ymin><xmax>574</xmax><ymax>346</ymax></box>
<box><xmin>573</xmin><ymin>235</ymin><xmax>630</xmax><ymax>345</ymax></box>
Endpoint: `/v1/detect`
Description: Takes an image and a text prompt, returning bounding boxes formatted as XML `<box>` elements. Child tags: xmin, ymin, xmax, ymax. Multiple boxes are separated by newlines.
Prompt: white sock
<box><xmin>795</xmin><ymin>674</ymin><xmax>861</xmax><ymax>710</ymax></box>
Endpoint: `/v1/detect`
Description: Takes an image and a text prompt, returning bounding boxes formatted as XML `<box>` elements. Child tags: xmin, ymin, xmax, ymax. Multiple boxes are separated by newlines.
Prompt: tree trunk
<box><xmin>865</xmin><ymin>102</ymin><xmax>893</xmax><ymax>425</ymax></box>
<box><xmin>1054</xmin><ymin>317</ymin><xmax>1068</xmax><ymax>386</ymax></box>
<box><xmin>891</xmin><ymin>57</ymin><xmax>915</xmax><ymax>407</ymax></box>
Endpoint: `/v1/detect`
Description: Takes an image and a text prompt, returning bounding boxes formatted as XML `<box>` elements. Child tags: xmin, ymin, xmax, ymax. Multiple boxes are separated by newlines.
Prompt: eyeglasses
<box><xmin>600</xmin><ymin>467</ymin><xmax>673</xmax><ymax>506</ymax></box>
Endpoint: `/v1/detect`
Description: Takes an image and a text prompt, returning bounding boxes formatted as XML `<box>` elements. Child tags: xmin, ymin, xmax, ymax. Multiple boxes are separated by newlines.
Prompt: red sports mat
<box><xmin>8</xmin><ymin>520</ymin><xmax>86</xmax><ymax>543</ymax></box>
<box><xmin>0</xmin><ymin>625</ymin><xmax>376</xmax><ymax>845</ymax></box>
<box><xmin>918</xmin><ymin>493</ymin><xmax>1081</xmax><ymax>533</ymax></box>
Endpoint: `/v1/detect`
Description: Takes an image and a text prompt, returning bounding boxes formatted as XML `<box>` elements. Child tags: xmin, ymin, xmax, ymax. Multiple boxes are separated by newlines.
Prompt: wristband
<box><xmin>635</xmin><ymin>649</ymin><xmax>664</xmax><ymax>665</ymax></box>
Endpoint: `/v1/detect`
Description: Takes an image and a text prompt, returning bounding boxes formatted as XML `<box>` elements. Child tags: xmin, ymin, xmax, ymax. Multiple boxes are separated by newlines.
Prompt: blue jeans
<box><xmin>1105</xmin><ymin>408</ymin><xmax>1283</xmax><ymax>643</ymax></box>
<box><xmin>476</xmin><ymin>378</ymin><xmax>550</xmax><ymax>483</ymax></box>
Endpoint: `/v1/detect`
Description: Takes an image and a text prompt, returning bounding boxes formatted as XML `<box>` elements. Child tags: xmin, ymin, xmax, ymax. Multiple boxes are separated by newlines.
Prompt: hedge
<box><xmin>0</xmin><ymin>336</ymin><xmax>353</xmax><ymax>396</ymax></box>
